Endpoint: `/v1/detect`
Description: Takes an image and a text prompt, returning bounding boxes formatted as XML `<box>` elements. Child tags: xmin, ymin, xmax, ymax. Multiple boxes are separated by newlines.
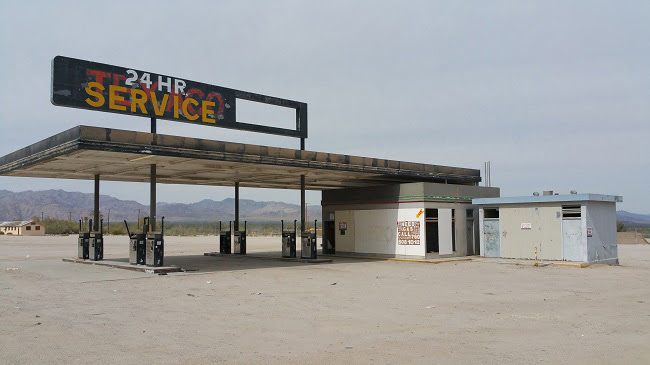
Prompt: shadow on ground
<box><xmin>106</xmin><ymin>251</ymin><xmax>362</xmax><ymax>274</ymax></box>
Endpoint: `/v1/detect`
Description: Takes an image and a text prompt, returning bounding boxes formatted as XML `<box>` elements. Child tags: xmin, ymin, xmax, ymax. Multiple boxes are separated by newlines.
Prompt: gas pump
<box><xmin>219</xmin><ymin>221</ymin><xmax>232</xmax><ymax>254</ymax></box>
<box><xmin>77</xmin><ymin>218</ymin><xmax>90</xmax><ymax>259</ymax></box>
<box><xmin>281</xmin><ymin>219</ymin><xmax>297</xmax><ymax>258</ymax></box>
<box><xmin>125</xmin><ymin>218</ymin><xmax>147</xmax><ymax>265</ymax></box>
<box><xmin>146</xmin><ymin>217</ymin><xmax>164</xmax><ymax>267</ymax></box>
<box><xmin>301</xmin><ymin>219</ymin><xmax>317</xmax><ymax>260</ymax></box>
<box><xmin>234</xmin><ymin>221</ymin><xmax>247</xmax><ymax>255</ymax></box>
<box><xmin>88</xmin><ymin>219</ymin><xmax>104</xmax><ymax>261</ymax></box>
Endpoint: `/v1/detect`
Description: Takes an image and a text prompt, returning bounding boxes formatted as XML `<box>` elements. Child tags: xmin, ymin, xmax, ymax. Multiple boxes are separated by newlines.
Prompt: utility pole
<box><xmin>137</xmin><ymin>208</ymin><xmax>141</xmax><ymax>229</ymax></box>
<box><xmin>107</xmin><ymin>208</ymin><xmax>111</xmax><ymax>233</ymax></box>
<box><xmin>41</xmin><ymin>212</ymin><xmax>44</xmax><ymax>222</ymax></box>
<box><xmin>69</xmin><ymin>211</ymin><xmax>72</xmax><ymax>221</ymax></box>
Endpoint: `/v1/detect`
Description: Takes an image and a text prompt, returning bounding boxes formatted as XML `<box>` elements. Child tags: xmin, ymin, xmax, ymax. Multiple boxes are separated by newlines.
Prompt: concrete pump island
<box><xmin>2</xmin><ymin>56</ymin><xmax>645</xmax><ymax>364</ymax></box>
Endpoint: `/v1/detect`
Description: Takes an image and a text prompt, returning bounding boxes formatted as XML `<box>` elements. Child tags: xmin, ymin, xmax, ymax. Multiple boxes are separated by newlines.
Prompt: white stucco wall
<box><xmin>354</xmin><ymin>209</ymin><xmax>399</xmax><ymax>255</ymax></box>
<box><xmin>334</xmin><ymin>205</ymin><xmax>426</xmax><ymax>257</ymax></box>
<box><xmin>395</xmin><ymin>206</ymin><xmax>426</xmax><ymax>256</ymax></box>
<box><xmin>335</xmin><ymin>210</ymin><xmax>355</xmax><ymax>252</ymax></box>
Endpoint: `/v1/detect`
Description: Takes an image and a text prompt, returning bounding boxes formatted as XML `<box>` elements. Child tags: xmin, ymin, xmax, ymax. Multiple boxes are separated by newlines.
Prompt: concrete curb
<box><xmin>322</xmin><ymin>254</ymin><xmax>476</xmax><ymax>265</ymax></box>
<box><xmin>62</xmin><ymin>258</ymin><xmax>183</xmax><ymax>273</ymax></box>
<box><xmin>203</xmin><ymin>252</ymin><xmax>333</xmax><ymax>264</ymax></box>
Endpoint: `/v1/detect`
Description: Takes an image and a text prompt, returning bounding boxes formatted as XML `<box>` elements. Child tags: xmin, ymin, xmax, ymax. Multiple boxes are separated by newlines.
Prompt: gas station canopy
<box><xmin>0</xmin><ymin>126</ymin><xmax>481</xmax><ymax>190</ymax></box>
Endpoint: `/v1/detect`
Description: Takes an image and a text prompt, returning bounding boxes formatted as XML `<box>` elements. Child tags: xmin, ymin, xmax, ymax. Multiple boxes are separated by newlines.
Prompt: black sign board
<box><xmin>51</xmin><ymin>56</ymin><xmax>307</xmax><ymax>138</ymax></box>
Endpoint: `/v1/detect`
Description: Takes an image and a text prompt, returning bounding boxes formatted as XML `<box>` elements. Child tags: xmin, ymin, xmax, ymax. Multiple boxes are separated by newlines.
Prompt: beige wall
<box><xmin>23</xmin><ymin>225</ymin><xmax>45</xmax><ymax>236</ymax></box>
<box><xmin>499</xmin><ymin>205</ymin><xmax>563</xmax><ymax>260</ymax></box>
<box><xmin>334</xmin><ymin>206</ymin><xmax>426</xmax><ymax>256</ymax></box>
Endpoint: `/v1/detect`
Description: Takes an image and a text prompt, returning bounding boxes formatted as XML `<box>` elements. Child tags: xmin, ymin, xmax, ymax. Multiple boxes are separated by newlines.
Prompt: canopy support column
<box><xmin>300</xmin><ymin>137</ymin><xmax>305</xmax><ymax>232</ymax></box>
<box><xmin>234</xmin><ymin>182</ymin><xmax>240</xmax><ymax>231</ymax></box>
<box><xmin>300</xmin><ymin>175</ymin><xmax>305</xmax><ymax>232</ymax></box>
<box><xmin>150</xmin><ymin>165</ymin><xmax>156</xmax><ymax>230</ymax></box>
<box><xmin>150</xmin><ymin>117</ymin><xmax>157</xmax><ymax>231</ymax></box>
<box><xmin>93</xmin><ymin>174</ymin><xmax>100</xmax><ymax>231</ymax></box>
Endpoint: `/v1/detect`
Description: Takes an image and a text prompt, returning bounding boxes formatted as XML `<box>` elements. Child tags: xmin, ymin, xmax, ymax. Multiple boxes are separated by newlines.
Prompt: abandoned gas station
<box><xmin>0</xmin><ymin>56</ymin><xmax>618</xmax><ymax>270</ymax></box>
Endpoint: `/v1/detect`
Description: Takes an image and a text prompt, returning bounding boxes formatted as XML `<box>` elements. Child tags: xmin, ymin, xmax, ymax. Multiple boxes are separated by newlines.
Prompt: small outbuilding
<box><xmin>472</xmin><ymin>193</ymin><xmax>622</xmax><ymax>264</ymax></box>
<box><xmin>0</xmin><ymin>221</ymin><xmax>45</xmax><ymax>236</ymax></box>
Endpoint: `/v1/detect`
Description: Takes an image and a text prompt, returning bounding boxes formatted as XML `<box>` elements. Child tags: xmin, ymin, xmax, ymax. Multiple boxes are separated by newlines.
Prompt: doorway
<box><xmin>425</xmin><ymin>209</ymin><xmax>439</xmax><ymax>253</ymax></box>
<box><xmin>323</xmin><ymin>221</ymin><xmax>336</xmax><ymax>254</ymax></box>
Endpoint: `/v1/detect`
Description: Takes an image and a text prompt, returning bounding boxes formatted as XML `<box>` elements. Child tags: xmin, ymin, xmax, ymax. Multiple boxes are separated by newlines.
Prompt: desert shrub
<box><xmin>27</xmin><ymin>218</ymin><xmax>322</xmax><ymax>236</ymax></box>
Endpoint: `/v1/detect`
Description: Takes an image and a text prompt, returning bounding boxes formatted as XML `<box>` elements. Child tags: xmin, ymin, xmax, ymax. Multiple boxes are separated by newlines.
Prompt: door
<box><xmin>562</xmin><ymin>219</ymin><xmax>583</xmax><ymax>261</ymax></box>
<box><xmin>483</xmin><ymin>220</ymin><xmax>500</xmax><ymax>257</ymax></box>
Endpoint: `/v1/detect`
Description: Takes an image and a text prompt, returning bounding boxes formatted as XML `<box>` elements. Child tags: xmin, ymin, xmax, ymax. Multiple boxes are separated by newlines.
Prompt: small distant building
<box><xmin>472</xmin><ymin>192</ymin><xmax>622</xmax><ymax>264</ymax></box>
<box><xmin>0</xmin><ymin>221</ymin><xmax>45</xmax><ymax>236</ymax></box>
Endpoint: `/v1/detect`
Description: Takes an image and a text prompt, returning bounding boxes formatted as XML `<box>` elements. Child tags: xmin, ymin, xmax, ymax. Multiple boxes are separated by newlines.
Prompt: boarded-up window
<box><xmin>484</xmin><ymin>208</ymin><xmax>499</xmax><ymax>219</ymax></box>
<box><xmin>562</xmin><ymin>205</ymin><xmax>581</xmax><ymax>219</ymax></box>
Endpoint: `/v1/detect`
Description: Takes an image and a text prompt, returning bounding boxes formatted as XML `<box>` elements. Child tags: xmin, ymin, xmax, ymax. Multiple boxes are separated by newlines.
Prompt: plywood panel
<box><xmin>438</xmin><ymin>209</ymin><xmax>453</xmax><ymax>255</ymax></box>
<box><xmin>500</xmin><ymin>206</ymin><xmax>562</xmax><ymax>260</ymax></box>
<box><xmin>562</xmin><ymin>219</ymin><xmax>585</xmax><ymax>261</ymax></box>
<box><xmin>483</xmin><ymin>220</ymin><xmax>500</xmax><ymax>257</ymax></box>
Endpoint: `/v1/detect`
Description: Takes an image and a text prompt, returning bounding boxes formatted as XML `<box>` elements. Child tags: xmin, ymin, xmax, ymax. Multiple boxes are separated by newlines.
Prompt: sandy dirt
<box><xmin>1</xmin><ymin>235</ymin><xmax>649</xmax><ymax>364</ymax></box>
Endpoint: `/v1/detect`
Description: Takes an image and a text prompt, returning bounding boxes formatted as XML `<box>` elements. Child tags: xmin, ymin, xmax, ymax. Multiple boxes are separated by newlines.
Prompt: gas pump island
<box><xmin>0</xmin><ymin>56</ymin><xmax>485</xmax><ymax>268</ymax></box>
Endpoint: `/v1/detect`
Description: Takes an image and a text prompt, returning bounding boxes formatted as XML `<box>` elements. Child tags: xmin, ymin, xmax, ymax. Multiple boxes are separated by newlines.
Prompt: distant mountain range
<box><xmin>0</xmin><ymin>190</ymin><xmax>321</xmax><ymax>223</ymax></box>
<box><xmin>617</xmin><ymin>211</ymin><xmax>650</xmax><ymax>226</ymax></box>
<box><xmin>0</xmin><ymin>189</ymin><xmax>646</xmax><ymax>226</ymax></box>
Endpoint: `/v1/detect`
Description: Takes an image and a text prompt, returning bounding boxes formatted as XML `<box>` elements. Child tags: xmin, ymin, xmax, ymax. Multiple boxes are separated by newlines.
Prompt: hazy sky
<box><xmin>0</xmin><ymin>1</ymin><xmax>648</xmax><ymax>212</ymax></box>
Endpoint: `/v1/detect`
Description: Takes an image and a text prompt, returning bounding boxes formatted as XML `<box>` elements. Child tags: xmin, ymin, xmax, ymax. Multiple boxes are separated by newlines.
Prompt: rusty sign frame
<box><xmin>51</xmin><ymin>56</ymin><xmax>307</xmax><ymax>138</ymax></box>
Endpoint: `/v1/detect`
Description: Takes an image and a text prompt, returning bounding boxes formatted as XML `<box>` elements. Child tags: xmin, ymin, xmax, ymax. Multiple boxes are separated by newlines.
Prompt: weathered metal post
<box><xmin>150</xmin><ymin>165</ymin><xmax>156</xmax><ymax>231</ymax></box>
<box><xmin>94</xmin><ymin>175</ymin><xmax>100</xmax><ymax>231</ymax></box>
<box><xmin>235</xmin><ymin>182</ymin><xmax>240</xmax><ymax>231</ymax></box>
<box><xmin>150</xmin><ymin>117</ymin><xmax>156</xmax><ymax>231</ymax></box>
<box><xmin>300</xmin><ymin>135</ymin><xmax>306</xmax><ymax>233</ymax></box>
<box><xmin>300</xmin><ymin>175</ymin><xmax>306</xmax><ymax>232</ymax></box>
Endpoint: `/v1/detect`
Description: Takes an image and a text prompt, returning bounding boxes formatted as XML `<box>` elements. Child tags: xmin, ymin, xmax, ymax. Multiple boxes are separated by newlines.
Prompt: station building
<box><xmin>321</xmin><ymin>182</ymin><xmax>499</xmax><ymax>258</ymax></box>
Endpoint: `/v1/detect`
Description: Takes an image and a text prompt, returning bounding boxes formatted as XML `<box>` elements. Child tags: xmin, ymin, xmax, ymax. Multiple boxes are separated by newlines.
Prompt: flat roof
<box><xmin>0</xmin><ymin>126</ymin><xmax>481</xmax><ymax>190</ymax></box>
<box><xmin>472</xmin><ymin>193</ymin><xmax>623</xmax><ymax>206</ymax></box>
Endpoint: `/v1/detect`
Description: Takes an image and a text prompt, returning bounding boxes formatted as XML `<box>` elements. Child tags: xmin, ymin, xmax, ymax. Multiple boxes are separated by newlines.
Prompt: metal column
<box><xmin>300</xmin><ymin>137</ymin><xmax>305</xmax><ymax>232</ymax></box>
<box><xmin>93</xmin><ymin>175</ymin><xmax>100</xmax><ymax>231</ymax></box>
<box><xmin>150</xmin><ymin>166</ymin><xmax>156</xmax><ymax>230</ymax></box>
<box><xmin>150</xmin><ymin>117</ymin><xmax>156</xmax><ymax>231</ymax></box>
<box><xmin>300</xmin><ymin>175</ymin><xmax>305</xmax><ymax>232</ymax></box>
<box><xmin>234</xmin><ymin>182</ymin><xmax>240</xmax><ymax>231</ymax></box>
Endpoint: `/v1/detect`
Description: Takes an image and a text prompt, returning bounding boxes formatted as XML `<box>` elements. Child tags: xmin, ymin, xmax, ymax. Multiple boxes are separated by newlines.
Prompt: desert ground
<box><xmin>1</xmin><ymin>235</ymin><xmax>649</xmax><ymax>364</ymax></box>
